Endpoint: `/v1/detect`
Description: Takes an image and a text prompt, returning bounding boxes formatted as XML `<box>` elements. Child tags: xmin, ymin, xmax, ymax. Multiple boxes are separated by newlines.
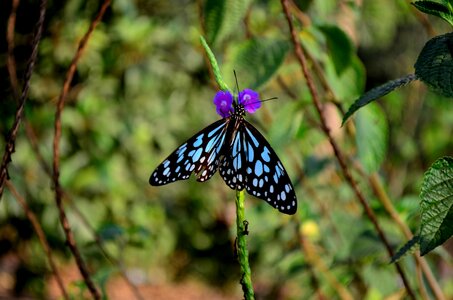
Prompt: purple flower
<box><xmin>213</xmin><ymin>90</ymin><xmax>234</xmax><ymax>117</ymax></box>
<box><xmin>239</xmin><ymin>89</ymin><xmax>261</xmax><ymax>114</ymax></box>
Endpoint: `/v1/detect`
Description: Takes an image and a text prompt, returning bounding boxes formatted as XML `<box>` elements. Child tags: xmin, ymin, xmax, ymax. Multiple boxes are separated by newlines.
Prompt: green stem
<box><xmin>200</xmin><ymin>36</ymin><xmax>229</xmax><ymax>91</ymax></box>
<box><xmin>236</xmin><ymin>190</ymin><xmax>255</xmax><ymax>300</ymax></box>
<box><xmin>200</xmin><ymin>35</ymin><xmax>253</xmax><ymax>298</ymax></box>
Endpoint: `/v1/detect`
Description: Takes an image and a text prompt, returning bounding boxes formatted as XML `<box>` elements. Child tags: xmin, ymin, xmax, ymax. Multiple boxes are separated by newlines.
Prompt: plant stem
<box><xmin>0</xmin><ymin>0</ymin><xmax>47</xmax><ymax>201</ymax></box>
<box><xmin>200</xmin><ymin>36</ymin><xmax>229</xmax><ymax>91</ymax></box>
<box><xmin>52</xmin><ymin>1</ymin><xmax>111</xmax><ymax>298</ymax></box>
<box><xmin>200</xmin><ymin>35</ymin><xmax>254</xmax><ymax>299</ymax></box>
<box><xmin>235</xmin><ymin>190</ymin><xmax>255</xmax><ymax>300</ymax></box>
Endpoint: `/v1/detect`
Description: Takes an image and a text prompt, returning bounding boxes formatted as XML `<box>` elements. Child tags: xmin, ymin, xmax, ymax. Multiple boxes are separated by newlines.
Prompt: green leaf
<box><xmin>391</xmin><ymin>235</ymin><xmax>420</xmax><ymax>263</ymax></box>
<box><xmin>415</xmin><ymin>32</ymin><xmax>453</xmax><ymax>97</ymax></box>
<box><xmin>420</xmin><ymin>156</ymin><xmax>453</xmax><ymax>255</ymax></box>
<box><xmin>318</xmin><ymin>24</ymin><xmax>353</xmax><ymax>75</ymax></box>
<box><xmin>98</xmin><ymin>223</ymin><xmax>125</xmax><ymax>242</ymax></box>
<box><xmin>204</xmin><ymin>0</ymin><xmax>225</xmax><ymax>45</ymax></box>
<box><xmin>203</xmin><ymin>0</ymin><xmax>252</xmax><ymax>45</ymax></box>
<box><xmin>226</xmin><ymin>38</ymin><xmax>289</xmax><ymax>90</ymax></box>
<box><xmin>412</xmin><ymin>1</ymin><xmax>453</xmax><ymax>26</ymax></box>
<box><xmin>342</xmin><ymin>74</ymin><xmax>417</xmax><ymax>125</ymax></box>
<box><xmin>355</xmin><ymin>104</ymin><xmax>388</xmax><ymax>174</ymax></box>
<box><xmin>93</xmin><ymin>267</ymin><xmax>117</xmax><ymax>300</ymax></box>
<box><xmin>217</xmin><ymin>0</ymin><xmax>252</xmax><ymax>42</ymax></box>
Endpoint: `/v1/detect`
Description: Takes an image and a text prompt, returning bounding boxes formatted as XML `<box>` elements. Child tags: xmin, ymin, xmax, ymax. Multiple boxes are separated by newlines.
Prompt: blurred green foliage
<box><xmin>1</xmin><ymin>0</ymin><xmax>453</xmax><ymax>299</ymax></box>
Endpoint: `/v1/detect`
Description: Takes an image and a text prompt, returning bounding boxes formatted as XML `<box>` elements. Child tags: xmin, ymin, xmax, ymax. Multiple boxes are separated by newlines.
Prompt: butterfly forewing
<box><xmin>219</xmin><ymin>119</ymin><xmax>297</xmax><ymax>215</ymax></box>
<box><xmin>150</xmin><ymin>118</ymin><xmax>229</xmax><ymax>186</ymax></box>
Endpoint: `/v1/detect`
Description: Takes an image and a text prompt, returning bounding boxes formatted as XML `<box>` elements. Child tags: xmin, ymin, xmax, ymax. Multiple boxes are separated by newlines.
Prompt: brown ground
<box><xmin>47</xmin><ymin>264</ymin><xmax>239</xmax><ymax>300</ymax></box>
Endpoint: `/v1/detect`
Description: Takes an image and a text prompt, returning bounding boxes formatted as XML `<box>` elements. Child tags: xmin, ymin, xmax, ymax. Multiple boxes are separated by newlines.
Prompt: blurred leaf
<box><xmin>228</xmin><ymin>38</ymin><xmax>289</xmax><ymax>89</ymax></box>
<box><xmin>204</xmin><ymin>0</ymin><xmax>252</xmax><ymax>45</ymax></box>
<box><xmin>321</xmin><ymin>51</ymin><xmax>366</xmax><ymax>101</ymax></box>
<box><xmin>318</xmin><ymin>24</ymin><xmax>353</xmax><ymax>75</ymax></box>
<box><xmin>293</xmin><ymin>0</ymin><xmax>314</xmax><ymax>11</ymax></box>
<box><xmin>359</xmin><ymin>0</ymin><xmax>400</xmax><ymax>48</ymax></box>
<box><xmin>218</xmin><ymin>0</ymin><xmax>252</xmax><ymax>42</ymax></box>
<box><xmin>362</xmin><ymin>262</ymin><xmax>400</xmax><ymax>296</ymax></box>
<box><xmin>98</xmin><ymin>224</ymin><xmax>125</xmax><ymax>242</ymax></box>
<box><xmin>349</xmin><ymin>230</ymin><xmax>383</xmax><ymax>259</ymax></box>
<box><xmin>342</xmin><ymin>74</ymin><xmax>417</xmax><ymax>124</ymax></box>
<box><xmin>204</xmin><ymin>0</ymin><xmax>225</xmax><ymax>44</ymax></box>
<box><xmin>268</xmin><ymin>101</ymin><xmax>300</xmax><ymax>148</ymax></box>
<box><xmin>420</xmin><ymin>156</ymin><xmax>453</xmax><ymax>255</ymax></box>
<box><xmin>355</xmin><ymin>104</ymin><xmax>388</xmax><ymax>173</ymax></box>
<box><xmin>415</xmin><ymin>32</ymin><xmax>453</xmax><ymax>97</ymax></box>
<box><xmin>412</xmin><ymin>1</ymin><xmax>453</xmax><ymax>26</ymax></box>
<box><xmin>93</xmin><ymin>267</ymin><xmax>117</xmax><ymax>299</ymax></box>
<box><xmin>303</xmin><ymin>156</ymin><xmax>332</xmax><ymax>177</ymax></box>
<box><xmin>391</xmin><ymin>235</ymin><xmax>420</xmax><ymax>263</ymax></box>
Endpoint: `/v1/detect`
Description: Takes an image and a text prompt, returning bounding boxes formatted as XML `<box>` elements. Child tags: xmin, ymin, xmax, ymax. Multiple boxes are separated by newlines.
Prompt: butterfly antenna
<box><xmin>233</xmin><ymin>70</ymin><xmax>240</xmax><ymax>97</ymax></box>
<box><xmin>233</xmin><ymin>70</ymin><xmax>277</xmax><ymax>106</ymax></box>
<box><xmin>247</xmin><ymin>96</ymin><xmax>278</xmax><ymax>107</ymax></box>
<box><xmin>260</xmin><ymin>97</ymin><xmax>278</xmax><ymax>103</ymax></box>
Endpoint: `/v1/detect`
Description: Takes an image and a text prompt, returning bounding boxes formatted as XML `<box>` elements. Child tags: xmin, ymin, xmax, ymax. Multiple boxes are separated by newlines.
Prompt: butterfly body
<box><xmin>150</xmin><ymin>91</ymin><xmax>297</xmax><ymax>215</ymax></box>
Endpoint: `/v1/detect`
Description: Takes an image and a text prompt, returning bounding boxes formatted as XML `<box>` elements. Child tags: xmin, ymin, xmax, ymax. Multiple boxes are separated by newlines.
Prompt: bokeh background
<box><xmin>1</xmin><ymin>0</ymin><xmax>453</xmax><ymax>299</ymax></box>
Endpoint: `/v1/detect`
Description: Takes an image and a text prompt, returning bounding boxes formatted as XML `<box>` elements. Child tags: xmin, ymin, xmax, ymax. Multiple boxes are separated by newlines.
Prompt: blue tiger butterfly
<box><xmin>149</xmin><ymin>89</ymin><xmax>297</xmax><ymax>214</ymax></box>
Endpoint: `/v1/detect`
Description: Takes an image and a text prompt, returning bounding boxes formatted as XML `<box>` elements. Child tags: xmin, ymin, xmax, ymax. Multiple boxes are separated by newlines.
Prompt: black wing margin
<box><xmin>150</xmin><ymin>119</ymin><xmax>229</xmax><ymax>186</ymax></box>
<box><xmin>219</xmin><ymin>120</ymin><xmax>297</xmax><ymax>215</ymax></box>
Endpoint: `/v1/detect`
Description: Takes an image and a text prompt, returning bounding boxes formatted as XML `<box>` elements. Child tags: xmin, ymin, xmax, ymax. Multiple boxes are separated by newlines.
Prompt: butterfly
<box><xmin>149</xmin><ymin>89</ymin><xmax>297</xmax><ymax>215</ymax></box>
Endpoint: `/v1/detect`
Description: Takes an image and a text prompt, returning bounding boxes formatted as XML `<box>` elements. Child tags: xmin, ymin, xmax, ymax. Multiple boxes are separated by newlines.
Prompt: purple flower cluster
<box><xmin>213</xmin><ymin>89</ymin><xmax>261</xmax><ymax>117</ymax></box>
<box><xmin>239</xmin><ymin>89</ymin><xmax>261</xmax><ymax>114</ymax></box>
<box><xmin>213</xmin><ymin>91</ymin><xmax>234</xmax><ymax>118</ymax></box>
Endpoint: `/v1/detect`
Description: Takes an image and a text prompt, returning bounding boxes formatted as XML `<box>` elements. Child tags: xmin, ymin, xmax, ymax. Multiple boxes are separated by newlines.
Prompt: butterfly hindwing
<box><xmin>150</xmin><ymin>118</ymin><xmax>229</xmax><ymax>186</ymax></box>
<box><xmin>219</xmin><ymin>121</ymin><xmax>247</xmax><ymax>190</ymax></box>
<box><xmin>220</xmin><ymin>119</ymin><xmax>297</xmax><ymax>215</ymax></box>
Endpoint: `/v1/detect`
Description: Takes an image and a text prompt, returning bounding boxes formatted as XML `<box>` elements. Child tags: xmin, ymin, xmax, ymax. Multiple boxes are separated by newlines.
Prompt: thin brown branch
<box><xmin>7</xmin><ymin>6</ymin><xmax>142</xmax><ymax>296</ymax></box>
<box><xmin>0</xmin><ymin>0</ymin><xmax>47</xmax><ymax>201</ymax></box>
<box><xmin>52</xmin><ymin>1</ymin><xmax>111</xmax><ymax>299</ymax></box>
<box><xmin>6</xmin><ymin>0</ymin><xmax>20</xmax><ymax>99</ymax></box>
<box><xmin>23</xmin><ymin>127</ymin><xmax>145</xmax><ymax>300</ymax></box>
<box><xmin>22</xmin><ymin>130</ymin><xmax>144</xmax><ymax>299</ymax></box>
<box><xmin>68</xmin><ymin>199</ymin><xmax>146</xmax><ymax>300</ymax></box>
<box><xmin>6</xmin><ymin>0</ymin><xmax>54</xmax><ymax>178</ymax></box>
<box><xmin>5</xmin><ymin>180</ymin><xmax>69</xmax><ymax>300</ymax></box>
<box><xmin>7</xmin><ymin>77</ymin><xmax>144</xmax><ymax>299</ymax></box>
<box><xmin>280</xmin><ymin>0</ymin><xmax>416</xmax><ymax>298</ymax></box>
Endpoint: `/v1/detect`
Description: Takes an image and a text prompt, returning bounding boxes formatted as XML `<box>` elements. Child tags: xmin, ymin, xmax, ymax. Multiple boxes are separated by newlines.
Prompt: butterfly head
<box><xmin>213</xmin><ymin>89</ymin><xmax>262</xmax><ymax>119</ymax></box>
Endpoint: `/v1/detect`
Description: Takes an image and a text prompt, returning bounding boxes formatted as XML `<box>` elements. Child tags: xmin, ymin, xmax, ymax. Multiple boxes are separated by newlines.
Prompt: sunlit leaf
<box><xmin>412</xmin><ymin>1</ymin><xmax>453</xmax><ymax>26</ymax></box>
<box><xmin>420</xmin><ymin>156</ymin><xmax>453</xmax><ymax>255</ymax></box>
